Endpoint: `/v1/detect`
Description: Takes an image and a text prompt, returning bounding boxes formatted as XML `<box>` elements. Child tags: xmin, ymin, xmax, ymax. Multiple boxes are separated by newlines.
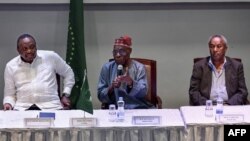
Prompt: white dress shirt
<box><xmin>3</xmin><ymin>50</ymin><xmax>75</xmax><ymax>110</ymax></box>
<box><xmin>208</xmin><ymin>58</ymin><xmax>228</xmax><ymax>102</ymax></box>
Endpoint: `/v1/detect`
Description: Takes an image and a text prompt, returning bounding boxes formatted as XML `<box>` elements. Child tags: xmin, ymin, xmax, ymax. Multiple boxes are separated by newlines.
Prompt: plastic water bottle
<box><xmin>215</xmin><ymin>97</ymin><xmax>223</xmax><ymax>121</ymax></box>
<box><xmin>108</xmin><ymin>104</ymin><xmax>117</xmax><ymax>122</ymax></box>
<box><xmin>117</xmin><ymin>97</ymin><xmax>125</xmax><ymax>122</ymax></box>
<box><xmin>205</xmin><ymin>100</ymin><xmax>213</xmax><ymax>117</ymax></box>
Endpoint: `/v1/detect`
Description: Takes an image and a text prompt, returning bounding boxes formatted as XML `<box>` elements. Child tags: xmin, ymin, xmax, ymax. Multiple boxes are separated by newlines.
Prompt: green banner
<box><xmin>66</xmin><ymin>0</ymin><xmax>93</xmax><ymax>114</ymax></box>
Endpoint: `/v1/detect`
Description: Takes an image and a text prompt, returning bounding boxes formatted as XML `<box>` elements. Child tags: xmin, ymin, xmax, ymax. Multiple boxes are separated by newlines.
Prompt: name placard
<box><xmin>24</xmin><ymin>118</ymin><xmax>54</xmax><ymax>128</ymax></box>
<box><xmin>218</xmin><ymin>114</ymin><xmax>244</xmax><ymax>123</ymax></box>
<box><xmin>70</xmin><ymin>117</ymin><xmax>97</xmax><ymax>127</ymax></box>
<box><xmin>39</xmin><ymin>112</ymin><xmax>55</xmax><ymax>119</ymax></box>
<box><xmin>132</xmin><ymin>116</ymin><xmax>161</xmax><ymax>125</ymax></box>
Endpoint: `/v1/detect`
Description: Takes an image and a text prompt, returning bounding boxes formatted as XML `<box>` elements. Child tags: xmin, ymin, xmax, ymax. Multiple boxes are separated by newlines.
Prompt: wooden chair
<box><xmin>101</xmin><ymin>58</ymin><xmax>162</xmax><ymax>109</ymax></box>
<box><xmin>133</xmin><ymin>58</ymin><xmax>162</xmax><ymax>109</ymax></box>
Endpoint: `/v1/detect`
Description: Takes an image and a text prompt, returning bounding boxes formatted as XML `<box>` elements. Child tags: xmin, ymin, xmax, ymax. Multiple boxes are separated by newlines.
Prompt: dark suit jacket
<box><xmin>189</xmin><ymin>56</ymin><xmax>248</xmax><ymax>105</ymax></box>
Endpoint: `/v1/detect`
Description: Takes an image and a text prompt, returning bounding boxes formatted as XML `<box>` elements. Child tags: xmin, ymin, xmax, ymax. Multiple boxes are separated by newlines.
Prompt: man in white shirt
<box><xmin>3</xmin><ymin>34</ymin><xmax>75</xmax><ymax>110</ymax></box>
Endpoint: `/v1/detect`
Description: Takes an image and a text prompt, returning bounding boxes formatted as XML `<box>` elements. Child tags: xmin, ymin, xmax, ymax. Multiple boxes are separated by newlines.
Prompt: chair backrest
<box><xmin>131</xmin><ymin>58</ymin><xmax>158</xmax><ymax>107</ymax></box>
<box><xmin>56</xmin><ymin>73</ymin><xmax>61</xmax><ymax>97</ymax></box>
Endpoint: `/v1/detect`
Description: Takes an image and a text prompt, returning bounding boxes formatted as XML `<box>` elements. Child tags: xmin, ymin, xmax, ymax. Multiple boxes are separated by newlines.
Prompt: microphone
<box><xmin>117</xmin><ymin>64</ymin><xmax>123</xmax><ymax>76</ymax></box>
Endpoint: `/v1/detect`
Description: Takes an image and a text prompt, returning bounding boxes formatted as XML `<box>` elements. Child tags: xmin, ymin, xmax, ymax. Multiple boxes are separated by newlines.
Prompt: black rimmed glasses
<box><xmin>112</xmin><ymin>49</ymin><xmax>127</xmax><ymax>56</ymax></box>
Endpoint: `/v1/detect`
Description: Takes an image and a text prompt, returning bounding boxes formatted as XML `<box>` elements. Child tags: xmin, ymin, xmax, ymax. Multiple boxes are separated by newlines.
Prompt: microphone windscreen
<box><xmin>117</xmin><ymin>65</ymin><xmax>123</xmax><ymax>76</ymax></box>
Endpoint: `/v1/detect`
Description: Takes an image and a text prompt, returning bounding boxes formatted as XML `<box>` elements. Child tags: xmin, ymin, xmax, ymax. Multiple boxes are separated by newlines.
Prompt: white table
<box><xmin>0</xmin><ymin>109</ymin><xmax>185</xmax><ymax>141</ymax></box>
<box><xmin>180</xmin><ymin>105</ymin><xmax>250</xmax><ymax>141</ymax></box>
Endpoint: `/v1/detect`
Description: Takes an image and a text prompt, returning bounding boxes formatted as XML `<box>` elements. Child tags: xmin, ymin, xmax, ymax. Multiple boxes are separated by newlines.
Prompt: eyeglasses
<box><xmin>112</xmin><ymin>49</ymin><xmax>127</xmax><ymax>56</ymax></box>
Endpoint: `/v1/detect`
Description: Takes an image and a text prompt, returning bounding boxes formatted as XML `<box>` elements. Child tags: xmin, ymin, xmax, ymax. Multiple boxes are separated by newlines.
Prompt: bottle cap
<box><xmin>118</xmin><ymin>97</ymin><xmax>123</xmax><ymax>101</ymax></box>
<box><xmin>217</xmin><ymin>97</ymin><xmax>223</xmax><ymax>102</ymax></box>
<box><xmin>206</xmin><ymin>100</ymin><xmax>212</xmax><ymax>107</ymax></box>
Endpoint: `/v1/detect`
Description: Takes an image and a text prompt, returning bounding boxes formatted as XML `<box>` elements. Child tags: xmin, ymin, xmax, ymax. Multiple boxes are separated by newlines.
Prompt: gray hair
<box><xmin>208</xmin><ymin>34</ymin><xmax>228</xmax><ymax>47</ymax></box>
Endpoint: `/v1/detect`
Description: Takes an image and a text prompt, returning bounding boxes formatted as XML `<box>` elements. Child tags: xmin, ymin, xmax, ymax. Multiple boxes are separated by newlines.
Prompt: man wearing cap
<box><xmin>97</xmin><ymin>35</ymin><xmax>153</xmax><ymax>109</ymax></box>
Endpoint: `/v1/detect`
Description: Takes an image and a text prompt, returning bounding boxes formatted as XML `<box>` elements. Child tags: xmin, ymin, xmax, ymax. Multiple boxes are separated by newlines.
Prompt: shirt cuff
<box><xmin>63</xmin><ymin>87</ymin><xmax>72</xmax><ymax>96</ymax></box>
<box><xmin>3</xmin><ymin>96</ymin><xmax>15</xmax><ymax>108</ymax></box>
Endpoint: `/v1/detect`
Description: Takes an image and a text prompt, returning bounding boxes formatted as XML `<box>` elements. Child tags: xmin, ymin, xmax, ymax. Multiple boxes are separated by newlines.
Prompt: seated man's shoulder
<box><xmin>226</xmin><ymin>56</ymin><xmax>243</xmax><ymax>66</ymax></box>
<box><xmin>193</xmin><ymin>57</ymin><xmax>210</xmax><ymax>68</ymax></box>
<box><xmin>131</xmin><ymin>60</ymin><xmax>146</xmax><ymax>71</ymax></box>
<box><xmin>6</xmin><ymin>56</ymin><xmax>20</xmax><ymax>66</ymax></box>
<box><xmin>38</xmin><ymin>50</ymin><xmax>61</xmax><ymax>59</ymax></box>
<box><xmin>102</xmin><ymin>60</ymin><xmax>116</xmax><ymax>69</ymax></box>
<box><xmin>194</xmin><ymin>57</ymin><xmax>209</xmax><ymax>64</ymax></box>
<box><xmin>38</xmin><ymin>50</ymin><xmax>56</xmax><ymax>55</ymax></box>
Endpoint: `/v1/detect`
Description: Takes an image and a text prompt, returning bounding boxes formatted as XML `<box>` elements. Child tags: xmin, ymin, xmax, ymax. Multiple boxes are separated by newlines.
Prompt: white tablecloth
<box><xmin>180</xmin><ymin>105</ymin><xmax>250</xmax><ymax>141</ymax></box>
<box><xmin>0</xmin><ymin>109</ymin><xmax>185</xmax><ymax>141</ymax></box>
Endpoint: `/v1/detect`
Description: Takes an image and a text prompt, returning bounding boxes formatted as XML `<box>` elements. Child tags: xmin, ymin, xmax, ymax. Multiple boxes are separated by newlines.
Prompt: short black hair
<box><xmin>17</xmin><ymin>33</ymin><xmax>36</xmax><ymax>49</ymax></box>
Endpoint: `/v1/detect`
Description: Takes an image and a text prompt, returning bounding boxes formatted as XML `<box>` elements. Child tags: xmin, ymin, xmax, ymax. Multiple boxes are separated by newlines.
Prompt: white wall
<box><xmin>0</xmin><ymin>2</ymin><xmax>250</xmax><ymax>109</ymax></box>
